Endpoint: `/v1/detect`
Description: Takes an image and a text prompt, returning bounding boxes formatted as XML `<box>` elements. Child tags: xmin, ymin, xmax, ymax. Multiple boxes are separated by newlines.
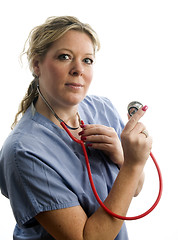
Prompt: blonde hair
<box><xmin>12</xmin><ymin>16</ymin><xmax>100</xmax><ymax>129</ymax></box>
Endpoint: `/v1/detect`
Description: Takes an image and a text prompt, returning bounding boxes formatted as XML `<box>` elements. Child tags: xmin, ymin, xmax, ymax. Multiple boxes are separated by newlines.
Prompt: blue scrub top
<box><xmin>0</xmin><ymin>95</ymin><xmax>129</xmax><ymax>240</ymax></box>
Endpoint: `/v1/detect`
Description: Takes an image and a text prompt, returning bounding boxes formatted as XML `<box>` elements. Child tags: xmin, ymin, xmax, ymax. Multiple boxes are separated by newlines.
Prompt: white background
<box><xmin>0</xmin><ymin>0</ymin><xmax>178</xmax><ymax>239</ymax></box>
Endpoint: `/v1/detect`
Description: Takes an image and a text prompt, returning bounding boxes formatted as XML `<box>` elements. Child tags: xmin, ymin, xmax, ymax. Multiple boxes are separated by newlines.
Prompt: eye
<box><xmin>58</xmin><ymin>54</ymin><xmax>71</xmax><ymax>61</ymax></box>
<box><xmin>83</xmin><ymin>58</ymin><xmax>94</xmax><ymax>65</ymax></box>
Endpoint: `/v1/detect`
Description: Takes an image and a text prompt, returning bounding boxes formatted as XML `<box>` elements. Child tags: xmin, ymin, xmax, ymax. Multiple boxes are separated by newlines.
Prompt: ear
<box><xmin>32</xmin><ymin>59</ymin><xmax>41</xmax><ymax>77</ymax></box>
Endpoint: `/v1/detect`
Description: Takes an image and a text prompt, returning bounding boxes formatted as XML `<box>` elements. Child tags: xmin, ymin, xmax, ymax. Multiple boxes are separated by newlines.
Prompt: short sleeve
<box><xmin>3</xmin><ymin>133</ymin><xmax>79</xmax><ymax>227</ymax></box>
<box><xmin>0</xmin><ymin>98</ymin><xmax>129</xmax><ymax>240</ymax></box>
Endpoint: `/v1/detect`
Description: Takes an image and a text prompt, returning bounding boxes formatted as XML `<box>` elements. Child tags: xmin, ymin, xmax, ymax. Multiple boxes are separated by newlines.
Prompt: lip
<box><xmin>65</xmin><ymin>82</ymin><xmax>84</xmax><ymax>89</ymax></box>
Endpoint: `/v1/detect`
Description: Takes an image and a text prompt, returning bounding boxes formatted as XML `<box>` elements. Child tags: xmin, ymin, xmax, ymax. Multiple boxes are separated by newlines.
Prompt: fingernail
<box><xmin>87</xmin><ymin>143</ymin><xmax>92</xmax><ymax>147</ymax></box>
<box><xmin>80</xmin><ymin>124</ymin><xmax>86</xmax><ymax>129</ymax></box>
<box><xmin>81</xmin><ymin>136</ymin><xmax>87</xmax><ymax>141</ymax></box>
<box><xmin>78</xmin><ymin>130</ymin><xmax>84</xmax><ymax>136</ymax></box>
<box><xmin>81</xmin><ymin>120</ymin><xmax>84</xmax><ymax>125</ymax></box>
<box><xmin>142</xmin><ymin>105</ymin><xmax>148</xmax><ymax>111</ymax></box>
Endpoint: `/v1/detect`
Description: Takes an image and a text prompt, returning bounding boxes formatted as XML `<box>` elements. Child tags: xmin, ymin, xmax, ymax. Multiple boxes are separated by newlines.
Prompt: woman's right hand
<box><xmin>121</xmin><ymin>106</ymin><xmax>152</xmax><ymax>169</ymax></box>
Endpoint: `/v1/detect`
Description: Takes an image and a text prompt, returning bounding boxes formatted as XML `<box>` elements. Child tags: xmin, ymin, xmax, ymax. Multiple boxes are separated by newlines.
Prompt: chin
<box><xmin>65</xmin><ymin>94</ymin><xmax>85</xmax><ymax>106</ymax></box>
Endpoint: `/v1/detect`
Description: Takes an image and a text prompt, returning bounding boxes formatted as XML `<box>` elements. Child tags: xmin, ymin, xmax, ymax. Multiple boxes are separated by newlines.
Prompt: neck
<box><xmin>35</xmin><ymin>95</ymin><xmax>80</xmax><ymax>129</ymax></box>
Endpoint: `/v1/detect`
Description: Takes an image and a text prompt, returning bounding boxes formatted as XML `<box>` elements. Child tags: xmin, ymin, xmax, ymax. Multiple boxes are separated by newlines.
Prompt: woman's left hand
<box><xmin>78</xmin><ymin>124</ymin><xmax>124</xmax><ymax>167</ymax></box>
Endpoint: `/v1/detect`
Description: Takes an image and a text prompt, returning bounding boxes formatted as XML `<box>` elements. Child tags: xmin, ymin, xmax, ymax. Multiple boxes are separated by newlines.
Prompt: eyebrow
<box><xmin>56</xmin><ymin>48</ymin><xmax>94</xmax><ymax>56</ymax></box>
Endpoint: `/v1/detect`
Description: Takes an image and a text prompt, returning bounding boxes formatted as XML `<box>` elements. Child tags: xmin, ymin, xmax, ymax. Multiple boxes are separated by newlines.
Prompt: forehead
<box><xmin>49</xmin><ymin>30</ymin><xmax>94</xmax><ymax>54</ymax></box>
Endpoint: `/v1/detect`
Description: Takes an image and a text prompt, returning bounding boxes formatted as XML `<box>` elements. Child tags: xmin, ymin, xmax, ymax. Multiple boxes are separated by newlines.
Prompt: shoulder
<box><xmin>0</xmin><ymin>128</ymin><xmax>42</xmax><ymax>177</ymax></box>
<box><xmin>0</xmin><ymin>109</ymin><xmax>57</xmax><ymax>173</ymax></box>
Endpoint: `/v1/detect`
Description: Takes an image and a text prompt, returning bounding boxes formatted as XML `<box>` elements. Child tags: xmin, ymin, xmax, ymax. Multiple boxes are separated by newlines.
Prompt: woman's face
<box><xmin>34</xmin><ymin>30</ymin><xmax>95</xmax><ymax>109</ymax></box>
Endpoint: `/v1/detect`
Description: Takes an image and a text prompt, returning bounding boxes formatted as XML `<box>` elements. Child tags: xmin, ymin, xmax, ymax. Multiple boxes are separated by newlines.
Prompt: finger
<box><xmin>81</xmin><ymin>125</ymin><xmax>114</xmax><ymax>137</ymax></box>
<box><xmin>82</xmin><ymin>134</ymin><xmax>111</xmax><ymax>143</ymax></box>
<box><xmin>140</xmin><ymin>129</ymin><xmax>149</xmax><ymax>138</ymax></box>
<box><xmin>127</xmin><ymin>113</ymin><xmax>131</xmax><ymax>120</ymax></box>
<box><xmin>124</xmin><ymin>105</ymin><xmax>148</xmax><ymax>133</ymax></box>
<box><xmin>132</xmin><ymin>122</ymin><xmax>146</xmax><ymax>135</ymax></box>
<box><xmin>82</xmin><ymin>124</ymin><xmax>107</xmax><ymax>131</ymax></box>
<box><xmin>87</xmin><ymin>142</ymin><xmax>111</xmax><ymax>151</ymax></box>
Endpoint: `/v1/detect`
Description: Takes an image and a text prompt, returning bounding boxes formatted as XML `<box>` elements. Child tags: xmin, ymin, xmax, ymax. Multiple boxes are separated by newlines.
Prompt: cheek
<box><xmin>46</xmin><ymin>64</ymin><xmax>67</xmax><ymax>83</ymax></box>
<box><xmin>86</xmin><ymin>69</ymin><xmax>93</xmax><ymax>84</ymax></box>
<box><xmin>49</xmin><ymin>64</ymin><xmax>63</xmax><ymax>76</ymax></box>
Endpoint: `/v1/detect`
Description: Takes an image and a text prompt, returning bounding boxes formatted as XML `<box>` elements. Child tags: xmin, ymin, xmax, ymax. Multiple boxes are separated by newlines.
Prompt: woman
<box><xmin>0</xmin><ymin>16</ymin><xmax>152</xmax><ymax>240</ymax></box>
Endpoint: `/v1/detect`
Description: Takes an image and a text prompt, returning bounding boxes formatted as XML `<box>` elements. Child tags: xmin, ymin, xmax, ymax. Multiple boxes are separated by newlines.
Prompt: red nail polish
<box><xmin>81</xmin><ymin>136</ymin><xmax>87</xmax><ymax>141</ymax></box>
<box><xmin>142</xmin><ymin>105</ymin><xmax>148</xmax><ymax>111</ymax></box>
<box><xmin>87</xmin><ymin>143</ymin><xmax>92</xmax><ymax>147</ymax></box>
<box><xmin>78</xmin><ymin>130</ymin><xmax>84</xmax><ymax>136</ymax></box>
<box><xmin>80</xmin><ymin>124</ymin><xmax>86</xmax><ymax>129</ymax></box>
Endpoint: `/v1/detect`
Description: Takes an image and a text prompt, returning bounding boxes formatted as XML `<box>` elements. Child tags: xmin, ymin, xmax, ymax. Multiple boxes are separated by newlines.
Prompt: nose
<box><xmin>69</xmin><ymin>61</ymin><xmax>84</xmax><ymax>77</ymax></box>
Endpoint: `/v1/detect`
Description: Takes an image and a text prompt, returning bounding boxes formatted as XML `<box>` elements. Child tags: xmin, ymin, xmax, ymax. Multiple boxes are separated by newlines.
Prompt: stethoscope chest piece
<box><xmin>127</xmin><ymin>101</ymin><xmax>143</xmax><ymax>117</ymax></box>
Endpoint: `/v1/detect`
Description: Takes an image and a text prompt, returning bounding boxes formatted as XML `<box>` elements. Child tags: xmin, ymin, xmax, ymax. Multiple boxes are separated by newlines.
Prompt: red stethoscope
<box><xmin>37</xmin><ymin>86</ymin><xmax>163</xmax><ymax>221</ymax></box>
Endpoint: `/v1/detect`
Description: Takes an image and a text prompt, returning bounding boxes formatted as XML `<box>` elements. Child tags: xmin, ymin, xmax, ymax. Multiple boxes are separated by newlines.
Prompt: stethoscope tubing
<box><xmin>61</xmin><ymin>121</ymin><xmax>163</xmax><ymax>221</ymax></box>
<box><xmin>37</xmin><ymin>84</ymin><xmax>162</xmax><ymax>220</ymax></box>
